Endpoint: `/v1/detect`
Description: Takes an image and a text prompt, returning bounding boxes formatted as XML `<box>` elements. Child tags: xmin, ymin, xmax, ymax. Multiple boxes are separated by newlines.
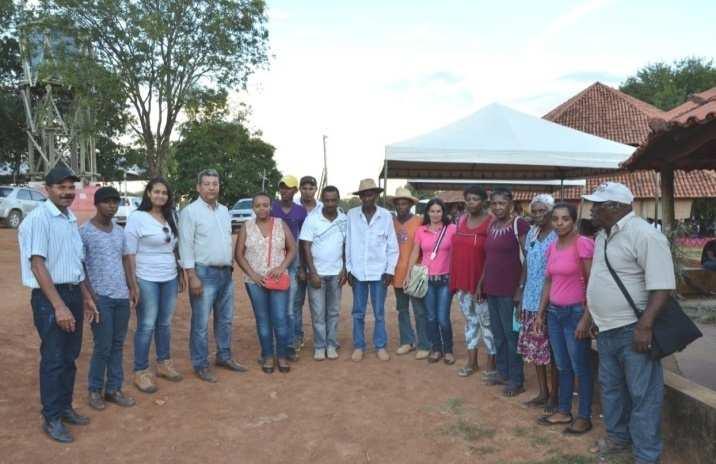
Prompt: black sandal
<box><xmin>277</xmin><ymin>359</ymin><xmax>291</xmax><ymax>373</ymax></box>
<box><xmin>261</xmin><ymin>358</ymin><xmax>275</xmax><ymax>374</ymax></box>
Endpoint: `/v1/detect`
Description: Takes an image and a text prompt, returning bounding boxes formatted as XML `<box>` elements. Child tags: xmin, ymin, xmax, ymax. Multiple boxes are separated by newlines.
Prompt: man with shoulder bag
<box><xmin>584</xmin><ymin>182</ymin><xmax>700</xmax><ymax>464</ymax></box>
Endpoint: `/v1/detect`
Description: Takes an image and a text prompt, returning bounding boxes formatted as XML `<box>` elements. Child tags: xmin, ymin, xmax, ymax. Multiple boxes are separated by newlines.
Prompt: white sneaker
<box><xmin>326</xmin><ymin>347</ymin><xmax>339</xmax><ymax>360</ymax></box>
<box><xmin>314</xmin><ymin>349</ymin><xmax>326</xmax><ymax>361</ymax></box>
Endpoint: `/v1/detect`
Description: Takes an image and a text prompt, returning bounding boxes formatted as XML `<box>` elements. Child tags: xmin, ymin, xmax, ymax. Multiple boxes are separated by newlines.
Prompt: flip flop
<box><xmin>537</xmin><ymin>412</ymin><xmax>573</xmax><ymax>426</ymax></box>
<box><xmin>457</xmin><ymin>367</ymin><xmax>476</xmax><ymax>377</ymax></box>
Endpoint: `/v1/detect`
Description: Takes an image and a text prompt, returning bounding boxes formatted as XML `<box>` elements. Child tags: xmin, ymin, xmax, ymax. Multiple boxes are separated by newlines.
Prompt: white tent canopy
<box><xmin>381</xmin><ymin>103</ymin><xmax>635</xmax><ymax>181</ymax></box>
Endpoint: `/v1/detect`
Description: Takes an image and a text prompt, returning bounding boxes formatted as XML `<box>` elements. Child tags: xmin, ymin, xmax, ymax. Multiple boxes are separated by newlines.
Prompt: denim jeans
<box><xmin>597</xmin><ymin>323</ymin><xmax>664</xmax><ymax>464</ymax></box>
<box><xmin>394</xmin><ymin>287</ymin><xmax>430</xmax><ymax>350</ymax></box>
<box><xmin>134</xmin><ymin>277</ymin><xmax>178</xmax><ymax>372</ymax></box>
<box><xmin>351</xmin><ymin>280</ymin><xmax>388</xmax><ymax>350</ymax></box>
<box><xmin>88</xmin><ymin>296</ymin><xmax>130</xmax><ymax>393</ymax></box>
<box><xmin>31</xmin><ymin>285</ymin><xmax>83</xmax><ymax>421</ymax></box>
<box><xmin>703</xmin><ymin>259</ymin><xmax>716</xmax><ymax>271</ymax></box>
<box><xmin>189</xmin><ymin>265</ymin><xmax>234</xmax><ymax>371</ymax></box>
<box><xmin>286</xmin><ymin>258</ymin><xmax>299</xmax><ymax>349</ymax></box>
<box><xmin>547</xmin><ymin>304</ymin><xmax>593</xmax><ymax>419</ymax></box>
<box><xmin>245</xmin><ymin>283</ymin><xmax>290</xmax><ymax>359</ymax></box>
<box><xmin>424</xmin><ymin>277</ymin><xmax>454</xmax><ymax>354</ymax></box>
<box><xmin>487</xmin><ymin>295</ymin><xmax>524</xmax><ymax>388</ymax></box>
<box><xmin>307</xmin><ymin>275</ymin><xmax>342</xmax><ymax>350</ymax></box>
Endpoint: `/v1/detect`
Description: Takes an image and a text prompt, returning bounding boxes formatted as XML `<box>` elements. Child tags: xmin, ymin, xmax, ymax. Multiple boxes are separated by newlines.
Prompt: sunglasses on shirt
<box><xmin>163</xmin><ymin>226</ymin><xmax>171</xmax><ymax>243</ymax></box>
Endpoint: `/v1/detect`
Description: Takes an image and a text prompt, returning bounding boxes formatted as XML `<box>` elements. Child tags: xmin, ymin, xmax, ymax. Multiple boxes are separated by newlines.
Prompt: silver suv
<box><xmin>0</xmin><ymin>186</ymin><xmax>47</xmax><ymax>228</ymax></box>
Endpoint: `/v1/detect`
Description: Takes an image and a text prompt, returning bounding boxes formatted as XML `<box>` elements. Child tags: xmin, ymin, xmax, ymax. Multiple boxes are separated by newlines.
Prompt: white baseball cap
<box><xmin>582</xmin><ymin>181</ymin><xmax>634</xmax><ymax>204</ymax></box>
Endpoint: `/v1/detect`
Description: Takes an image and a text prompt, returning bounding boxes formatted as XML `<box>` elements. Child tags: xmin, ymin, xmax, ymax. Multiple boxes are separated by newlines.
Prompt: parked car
<box><xmin>229</xmin><ymin>198</ymin><xmax>254</xmax><ymax>231</ymax></box>
<box><xmin>0</xmin><ymin>186</ymin><xmax>47</xmax><ymax>229</ymax></box>
<box><xmin>115</xmin><ymin>195</ymin><xmax>142</xmax><ymax>226</ymax></box>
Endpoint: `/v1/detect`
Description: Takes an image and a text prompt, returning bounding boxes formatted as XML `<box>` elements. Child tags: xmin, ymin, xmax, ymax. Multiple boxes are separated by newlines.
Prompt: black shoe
<box><xmin>88</xmin><ymin>391</ymin><xmax>106</xmax><ymax>411</ymax></box>
<box><xmin>195</xmin><ymin>368</ymin><xmax>218</xmax><ymax>383</ymax></box>
<box><xmin>61</xmin><ymin>408</ymin><xmax>90</xmax><ymax>426</ymax></box>
<box><xmin>104</xmin><ymin>390</ymin><xmax>136</xmax><ymax>407</ymax></box>
<box><xmin>287</xmin><ymin>351</ymin><xmax>299</xmax><ymax>362</ymax></box>
<box><xmin>43</xmin><ymin>418</ymin><xmax>73</xmax><ymax>443</ymax></box>
<box><xmin>215</xmin><ymin>358</ymin><xmax>248</xmax><ymax>373</ymax></box>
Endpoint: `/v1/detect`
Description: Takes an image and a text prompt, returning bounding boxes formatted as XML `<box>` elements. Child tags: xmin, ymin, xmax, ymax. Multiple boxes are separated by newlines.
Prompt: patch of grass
<box><xmin>444</xmin><ymin>397</ymin><xmax>465</xmax><ymax>415</ymax></box>
<box><xmin>529</xmin><ymin>434</ymin><xmax>550</xmax><ymax>447</ymax></box>
<box><xmin>469</xmin><ymin>445</ymin><xmax>497</xmax><ymax>455</ymax></box>
<box><xmin>516</xmin><ymin>454</ymin><xmax>597</xmax><ymax>464</ymax></box>
<box><xmin>512</xmin><ymin>426</ymin><xmax>529</xmax><ymax>437</ymax></box>
<box><xmin>441</xmin><ymin>418</ymin><xmax>496</xmax><ymax>442</ymax></box>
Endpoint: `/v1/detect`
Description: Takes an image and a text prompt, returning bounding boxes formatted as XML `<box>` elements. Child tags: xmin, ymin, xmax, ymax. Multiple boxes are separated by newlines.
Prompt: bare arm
<box><xmin>534</xmin><ymin>276</ymin><xmax>552</xmax><ymax>335</ymax></box>
<box><xmin>575</xmin><ymin>258</ymin><xmax>593</xmax><ymax>339</ymax></box>
<box><xmin>30</xmin><ymin>256</ymin><xmax>76</xmax><ymax>332</ymax></box>
<box><xmin>123</xmin><ymin>255</ymin><xmax>139</xmax><ymax>310</ymax></box>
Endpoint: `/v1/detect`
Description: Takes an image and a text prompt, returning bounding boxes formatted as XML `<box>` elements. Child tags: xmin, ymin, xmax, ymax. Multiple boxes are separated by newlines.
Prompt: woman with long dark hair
<box><xmin>125</xmin><ymin>177</ymin><xmax>184</xmax><ymax>393</ymax></box>
<box><xmin>405</xmin><ymin>198</ymin><xmax>457</xmax><ymax>364</ymax></box>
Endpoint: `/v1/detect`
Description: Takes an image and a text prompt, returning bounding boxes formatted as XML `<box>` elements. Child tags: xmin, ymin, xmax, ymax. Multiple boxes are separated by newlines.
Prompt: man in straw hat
<box><xmin>346</xmin><ymin>179</ymin><xmax>399</xmax><ymax>362</ymax></box>
<box><xmin>391</xmin><ymin>187</ymin><xmax>431</xmax><ymax>359</ymax></box>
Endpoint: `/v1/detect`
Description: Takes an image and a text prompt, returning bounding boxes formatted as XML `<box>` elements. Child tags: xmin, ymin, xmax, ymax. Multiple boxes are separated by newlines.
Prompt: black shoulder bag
<box><xmin>603</xmin><ymin>239</ymin><xmax>702</xmax><ymax>360</ymax></box>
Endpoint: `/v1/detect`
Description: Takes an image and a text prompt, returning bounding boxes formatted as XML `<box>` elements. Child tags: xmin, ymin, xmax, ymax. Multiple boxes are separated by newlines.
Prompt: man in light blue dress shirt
<box><xmin>179</xmin><ymin>169</ymin><xmax>247</xmax><ymax>383</ymax></box>
<box><xmin>345</xmin><ymin>179</ymin><xmax>399</xmax><ymax>362</ymax></box>
<box><xmin>18</xmin><ymin>164</ymin><xmax>97</xmax><ymax>444</ymax></box>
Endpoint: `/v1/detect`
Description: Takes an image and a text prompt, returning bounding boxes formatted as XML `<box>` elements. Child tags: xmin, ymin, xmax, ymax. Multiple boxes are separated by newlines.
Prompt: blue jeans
<box><xmin>547</xmin><ymin>304</ymin><xmax>593</xmax><ymax>419</ymax></box>
<box><xmin>286</xmin><ymin>259</ymin><xmax>299</xmax><ymax>350</ymax></box>
<box><xmin>703</xmin><ymin>259</ymin><xmax>716</xmax><ymax>271</ymax></box>
<box><xmin>307</xmin><ymin>275</ymin><xmax>342</xmax><ymax>350</ymax></box>
<box><xmin>31</xmin><ymin>285</ymin><xmax>83</xmax><ymax>421</ymax></box>
<box><xmin>394</xmin><ymin>287</ymin><xmax>430</xmax><ymax>350</ymax></box>
<box><xmin>88</xmin><ymin>296</ymin><xmax>130</xmax><ymax>392</ymax></box>
<box><xmin>189</xmin><ymin>265</ymin><xmax>234</xmax><ymax>371</ymax></box>
<box><xmin>597</xmin><ymin>323</ymin><xmax>664</xmax><ymax>464</ymax></box>
<box><xmin>487</xmin><ymin>295</ymin><xmax>524</xmax><ymax>388</ymax></box>
<box><xmin>133</xmin><ymin>277</ymin><xmax>178</xmax><ymax>372</ymax></box>
<box><xmin>351</xmin><ymin>280</ymin><xmax>388</xmax><ymax>350</ymax></box>
<box><xmin>424</xmin><ymin>277</ymin><xmax>454</xmax><ymax>354</ymax></box>
<box><xmin>245</xmin><ymin>283</ymin><xmax>290</xmax><ymax>359</ymax></box>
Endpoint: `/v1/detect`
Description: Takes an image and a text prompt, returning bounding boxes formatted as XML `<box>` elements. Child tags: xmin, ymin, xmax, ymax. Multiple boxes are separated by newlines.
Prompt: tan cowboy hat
<box><xmin>353</xmin><ymin>178</ymin><xmax>384</xmax><ymax>195</ymax></box>
<box><xmin>392</xmin><ymin>186</ymin><xmax>418</xmax><ymax>204</ymax></box>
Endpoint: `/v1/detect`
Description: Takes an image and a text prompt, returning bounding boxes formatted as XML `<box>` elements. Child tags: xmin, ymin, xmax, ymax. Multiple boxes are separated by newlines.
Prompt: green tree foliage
<box><xmin>620</xmin><ymin>57</ymin><xmax>716</xmax><ymax>110</ymax></box>
<box><xmin>0</xmin><ymin>0</ymin><xmax>25</xmax><ymax>180</ymax></box>
<box><xmin>171</xmin><ymin>117</ymin><xmax>281</xmax><ymax>206</ymax></box>
<box><xmin>34</xmin><ymin>0</ymin><xmax>270</xmax><ymax>177</ymax></box>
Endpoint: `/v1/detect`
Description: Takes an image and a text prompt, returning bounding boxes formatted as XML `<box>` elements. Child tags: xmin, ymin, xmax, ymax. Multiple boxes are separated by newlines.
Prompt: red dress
<box><xmin>449</xmin><ymin>215</ymin><xmax>491</xmax><ymax>294</ymax></box>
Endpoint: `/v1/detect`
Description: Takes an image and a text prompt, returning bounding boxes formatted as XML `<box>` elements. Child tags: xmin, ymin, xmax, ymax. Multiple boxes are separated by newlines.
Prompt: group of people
<box><xmin>20</xmin><ymin>165</ymin><xmax>676</xmax><ymax>464</ymax></box>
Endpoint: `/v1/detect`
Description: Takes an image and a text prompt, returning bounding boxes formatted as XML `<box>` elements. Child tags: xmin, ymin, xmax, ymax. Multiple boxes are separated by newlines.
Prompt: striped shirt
<box><xmin>18</xmin><ymin>200</ymin><xmax>85</xmax><ymax>288</ymax></box>
<box><xmin>178</xmin><ymin>197</ymin><xmax>233</xmax><ymax>268</ymax></box>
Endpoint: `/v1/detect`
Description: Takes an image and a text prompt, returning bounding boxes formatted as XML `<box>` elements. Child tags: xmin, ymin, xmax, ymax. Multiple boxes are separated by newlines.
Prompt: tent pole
<box><xmin>560</xmin><ymin>178</ymin><xmax>564</xmax><ymax>201</ymax></box>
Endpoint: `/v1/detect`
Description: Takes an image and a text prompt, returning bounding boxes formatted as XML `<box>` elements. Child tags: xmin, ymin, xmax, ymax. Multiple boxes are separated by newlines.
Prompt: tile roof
<box><xmin>543</xmin><ymin>82</ymin><xmax>665</xmax><ymax>146</ymax></box>
<box><xmin>586</xmin><ymin>170</ymin><xmax>716</xmax><ymax>199</ymax></box>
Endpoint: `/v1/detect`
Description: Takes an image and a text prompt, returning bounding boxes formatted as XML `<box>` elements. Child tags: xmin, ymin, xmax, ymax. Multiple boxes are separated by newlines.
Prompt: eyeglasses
<box><xmin>162</xmin><ymin>226</ymin><xmax>171</xmax><ymax>243</ymax></box>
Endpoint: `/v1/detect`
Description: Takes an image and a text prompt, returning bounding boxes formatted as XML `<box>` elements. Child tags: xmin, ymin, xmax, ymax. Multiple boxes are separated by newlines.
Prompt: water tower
<box><xmin>19</xmin><ymin>23</ymin><xmax>97</xmax><ymax>180</ymax></box>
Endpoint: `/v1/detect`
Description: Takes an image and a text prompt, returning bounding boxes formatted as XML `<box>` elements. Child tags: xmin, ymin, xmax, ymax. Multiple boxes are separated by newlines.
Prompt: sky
<box><xmin>237</xmin><ymin>0</ymin><xmax>716</xmax><ymax>196</ymax></box>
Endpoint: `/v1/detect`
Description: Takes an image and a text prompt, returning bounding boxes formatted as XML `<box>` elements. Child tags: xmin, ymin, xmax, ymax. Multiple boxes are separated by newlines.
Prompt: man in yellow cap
<box><xmin>271</xmin><ymin>175</ymin><xmax>307</xmax><ymax>360</ymax></box>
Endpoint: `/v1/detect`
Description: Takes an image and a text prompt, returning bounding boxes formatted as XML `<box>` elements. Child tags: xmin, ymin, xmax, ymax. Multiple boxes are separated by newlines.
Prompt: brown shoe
<box><xmin>376</xmin><ymin>348</ymin><xmax>391</xmax><ymax>361</ymax></box>
<box><xmin>351</xmin><ymin>349</ymin><xmax>364</xmax><ymax>362</ymax></box>
<box><xmin>134</xmin><ymin>369</ymin><xmax>158</xmax><ymax>393</ymax></box>
<box><xmin>156</xmin><ymin>359</ymin><xmax>183</xmax><ymax>382</ymax></box>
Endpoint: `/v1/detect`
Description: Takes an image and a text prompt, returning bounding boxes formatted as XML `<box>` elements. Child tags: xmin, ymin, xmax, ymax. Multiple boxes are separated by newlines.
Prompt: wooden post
<box><xmin>660</xmin><ymin>166</ymin><xmax>675</xmax><ymax>233</ymax></box>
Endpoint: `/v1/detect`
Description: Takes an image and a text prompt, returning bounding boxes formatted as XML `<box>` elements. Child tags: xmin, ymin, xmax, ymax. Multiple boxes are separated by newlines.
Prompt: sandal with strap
<box><xmin>537</xmin><ymin>412</ymin><xmax>573</xmax><ymax>426</ymax></box>
<box><xmin>457</xmin><ymin>366</ymin><xmax>476</xmax><ymax>377</ymax></box>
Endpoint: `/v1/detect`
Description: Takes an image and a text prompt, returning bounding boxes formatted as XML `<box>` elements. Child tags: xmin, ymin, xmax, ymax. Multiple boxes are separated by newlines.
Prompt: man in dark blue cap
<box><xmin>18</xmin><ymin>164</ymin><xmax>98</xmax><ymax>443</ymax></box>
<box><xmin>81</xmin><ymin>186</ymin><xmax>137</xmax><ymax>411</ymax></box>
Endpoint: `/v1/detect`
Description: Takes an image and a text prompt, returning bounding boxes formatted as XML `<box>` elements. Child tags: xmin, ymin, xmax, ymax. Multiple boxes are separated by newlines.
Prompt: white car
<box><xmin>115</xmin><ymin>196</ymin><xmax>141</xmax><ymax>226</ymax></box>
<box><xmin>0</xmin><ymin>186</ymin><xmax>47</xmax><ymax>228</ymax></box>
<box><xmin>229</xmin><ymin>198</ymin><xmax>254</xmax><ymax>231</ymax></box>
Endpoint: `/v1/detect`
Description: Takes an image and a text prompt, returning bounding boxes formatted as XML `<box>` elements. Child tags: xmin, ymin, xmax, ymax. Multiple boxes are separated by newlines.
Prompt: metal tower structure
<box><xmin>19</xmin><ymin>25</ymin><xmax>97</xmax><ymax>180</ymax></box>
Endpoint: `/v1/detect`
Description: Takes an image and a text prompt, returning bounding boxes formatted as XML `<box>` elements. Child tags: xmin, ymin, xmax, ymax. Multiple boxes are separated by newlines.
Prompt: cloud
<box><xmin>558</xmin><ymin>71</ymin><xmax>625</xmax><ymax>83</ymax></box>
<box><xmin>529</xmin><ymin>0</ymin><xmax>615</xmax><ymax>51</ymax></box>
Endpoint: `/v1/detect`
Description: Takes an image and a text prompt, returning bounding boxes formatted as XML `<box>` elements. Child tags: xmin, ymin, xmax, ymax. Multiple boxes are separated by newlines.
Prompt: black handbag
<box><xmin>603</xmin><ymin>240</ymin><xmax>702</xmax><ymax>360</ymax></box>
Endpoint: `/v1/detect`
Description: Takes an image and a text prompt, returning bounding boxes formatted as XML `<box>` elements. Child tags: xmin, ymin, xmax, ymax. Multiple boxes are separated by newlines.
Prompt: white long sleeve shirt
<box><xmin>345</xmin><ymin>206</ymin><xmax>399</xmax><ymax>281</ymax></box>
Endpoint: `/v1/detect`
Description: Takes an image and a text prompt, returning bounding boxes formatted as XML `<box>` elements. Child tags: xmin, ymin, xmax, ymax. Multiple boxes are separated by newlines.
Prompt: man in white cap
<box><xmin>583</xmin><ymin>182</ymin><xmax>675</xmax><ymax>464</ymax></box>
<box><xmin>346</xmin><ymin>178</ymin><xmax>399</xmax><ymax>362</ymax></box>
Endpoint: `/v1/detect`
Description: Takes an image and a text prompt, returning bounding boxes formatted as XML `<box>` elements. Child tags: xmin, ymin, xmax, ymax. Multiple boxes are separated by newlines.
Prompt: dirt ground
<box><xmin>0</xmin><ymin>228</ymin><xmax>683</xmax><ymax>464</ymax></box>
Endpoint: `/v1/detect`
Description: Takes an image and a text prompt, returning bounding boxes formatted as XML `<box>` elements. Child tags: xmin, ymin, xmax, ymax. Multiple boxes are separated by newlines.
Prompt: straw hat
<box><xmin>392</xmin><ymin>186</ymin><xmax>418</xmax><ymax>204</ymax></box>
<box><xmin>353</xmin><ymin>178</ymin><xmax>384</xmax><ymax>195</ymax></box>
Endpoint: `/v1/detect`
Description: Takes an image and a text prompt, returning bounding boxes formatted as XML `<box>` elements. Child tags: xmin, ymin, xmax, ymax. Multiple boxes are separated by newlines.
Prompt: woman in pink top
<box><xmin>406</xmin><ymin>199</ymin><xmax>457</xmax><ymax>364</ymax></box>
<box><xmin>535</xmin><ymin>203</ymin><xmax>594</xmax><ymax>435</ymax></box>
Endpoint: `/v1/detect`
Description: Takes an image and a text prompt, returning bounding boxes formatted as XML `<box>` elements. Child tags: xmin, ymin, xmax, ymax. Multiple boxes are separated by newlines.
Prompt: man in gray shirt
<box><xmin>584</xmin><ymin>182</ymin><xmax>675</xmax><ymax>464</ymax></box>
<box><xmin>179</xmin><ymin>169</ymin><xmax>247</xmax><ymax>383</ymax></box>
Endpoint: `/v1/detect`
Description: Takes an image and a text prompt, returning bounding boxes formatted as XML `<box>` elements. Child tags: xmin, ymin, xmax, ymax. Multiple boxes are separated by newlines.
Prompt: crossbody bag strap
<box><xmin>513</xmin><ymin>216</ymin><xmax>524</xmax><ymax>263</ymax></box>
<box><xmin>429</xmin><ymin>225</ymin><xmax>448</xmax><ymax>261</ymax></box>
<box><xmin>603</xmin><ymin>238</ymin><xmax>641</xmax><ymax>320</ymax></box>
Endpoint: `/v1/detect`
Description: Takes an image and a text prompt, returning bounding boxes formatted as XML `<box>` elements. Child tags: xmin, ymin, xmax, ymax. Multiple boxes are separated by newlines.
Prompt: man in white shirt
<box><xmin>179</xmin><ymin>169</ymin><xmax>247</xmax><ymax>383</ymax></box>
<box><xmin>346</xmin><ymin>179</ymin><xmax>399</xmax><ymax>362</ymax></box>
<box><xmin>584</xmin><ymin>182</ymin><xmax>675</xmax><ymax>464</ymax></box>
<box><xmin>299</xmin><ymin>186</ymin><xmax>347</xmax><ymax>361</ymax></box>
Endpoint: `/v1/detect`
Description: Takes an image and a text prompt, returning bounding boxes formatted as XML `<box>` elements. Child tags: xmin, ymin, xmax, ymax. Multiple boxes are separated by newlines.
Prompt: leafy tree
<box><xmin>0</xmin><ymin>0</ymin><xmax>25</xmax><ymax>180</ymax></box>
<box><xmin>171</xmin><ymin>117</ymin><xmax>281</xmax><ymax>206</ymax></box>
<box><xmin>620</xmin><ymin>57</ymin><xmax>716</xmax><ymax>110</ymax></box>
<box><xmin>34</xmin><ymin>0</ymin><xmax>270</xmax><ymax>177</ymax></box>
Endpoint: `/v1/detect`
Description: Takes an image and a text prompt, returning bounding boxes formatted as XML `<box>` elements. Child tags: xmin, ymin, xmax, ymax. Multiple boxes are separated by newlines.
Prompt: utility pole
<box><xmin>260</xmin><ymin>169</ymin><xmax>268</xmax><ymax>192</ymax></box>
<box><xmin>319</xmin><ymin>135</ymin><xmax>328</xmax><ymax>191</ymax></box>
